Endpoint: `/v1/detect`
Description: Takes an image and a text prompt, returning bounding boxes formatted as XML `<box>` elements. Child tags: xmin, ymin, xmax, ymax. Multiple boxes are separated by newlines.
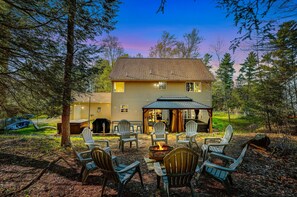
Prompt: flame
<box><xmin>157</xmin><ymin>142</ymin><xmax>164</xmax><ymax>150</ymax></box>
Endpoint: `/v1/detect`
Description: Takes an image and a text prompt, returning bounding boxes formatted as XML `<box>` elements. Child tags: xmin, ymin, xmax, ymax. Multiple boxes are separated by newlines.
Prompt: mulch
<box><xmin>0</xmin><ymin>132</ymin><xmax>296</xmax><ymax>197</ymax></box>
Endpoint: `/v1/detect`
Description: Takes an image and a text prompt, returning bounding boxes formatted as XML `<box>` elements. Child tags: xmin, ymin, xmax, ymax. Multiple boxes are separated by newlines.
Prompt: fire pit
<box><xmin>149</xmin><ymin>144</ymin><xmax>174</xmax><ymax>161</ymax></box>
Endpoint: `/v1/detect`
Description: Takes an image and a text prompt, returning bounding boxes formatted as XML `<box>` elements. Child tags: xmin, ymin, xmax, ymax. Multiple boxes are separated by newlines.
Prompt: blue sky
<box><xmin>110</xmin><ymin>0</ymin><xmax>242</xmax><ymax>64</ymax></box>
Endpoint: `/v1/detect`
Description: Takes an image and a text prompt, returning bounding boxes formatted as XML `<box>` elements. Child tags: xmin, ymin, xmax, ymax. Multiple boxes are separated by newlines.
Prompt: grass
<box><xmin>212</xmin><ymin>111</ymin><xmax>262</xmax><ymax>133</ymax></box>
<box><xmin>1</xmin><ymin>111</ymin><xmax>263</xmax><ymax>138</ymax></box>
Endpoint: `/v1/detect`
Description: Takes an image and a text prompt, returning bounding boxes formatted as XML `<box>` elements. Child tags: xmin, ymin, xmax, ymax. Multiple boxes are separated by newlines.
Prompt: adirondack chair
<box><xmin>91</xmin><ymin>147</ymin><xmax>144</xmax><ymax>197</ymax></box>
<box><xmin>150</xmin><ymin>122</ymin><xmax>168</xmax><ymax>145</ymax></box>
<box><xmin>176</xmin><ymin>120</ymin><xmax>199</xmax><ymax>149</ymax></box>
<box><xmin>199</xmin><ymin>144</ymin><xmax>249</xmax><ymax>194</ymax></box>
<box><xmin>117</xmin><ymin>120</ymin><xmax>138</xmax><ymax>152</ymax></box>
<box><xmin>73</xmin><ymin>146</ymin><xmax>117</xmax><ymax>184</ymax></box>
<box><xmin>201</xmin><ymin>124</ymin><xmax>233</xmax><ymax>161</ymax></box>
<box><xmin>81</xmin><ymin>127</ymin><xmax>109</xmax><ymax>150</ymax></box>
<box><xmin>154</xmin><ymin>147</ymin><xmax>199</xmax><ymax>197</ymax></box>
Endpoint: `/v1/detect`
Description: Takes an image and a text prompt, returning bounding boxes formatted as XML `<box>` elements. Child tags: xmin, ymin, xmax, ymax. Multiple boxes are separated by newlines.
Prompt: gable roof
<box><xmin>110</xmin><ymin>58</ymin><xmax>215</xmax><ymax>82</ymax></box>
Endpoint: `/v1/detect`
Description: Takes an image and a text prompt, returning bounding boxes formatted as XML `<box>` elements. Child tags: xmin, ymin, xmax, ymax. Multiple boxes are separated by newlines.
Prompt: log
<box><xmin>243</xmin><ymin>133</ymin><xmax>270</xmax><ymax>149</ymax></box>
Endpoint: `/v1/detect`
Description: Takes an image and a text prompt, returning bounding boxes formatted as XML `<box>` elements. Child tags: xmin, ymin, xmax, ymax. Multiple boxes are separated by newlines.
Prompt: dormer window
<box><xmin>186</xmin><ymin>82</ymin><xmax>202</xmax><ymax>92</ymax></box>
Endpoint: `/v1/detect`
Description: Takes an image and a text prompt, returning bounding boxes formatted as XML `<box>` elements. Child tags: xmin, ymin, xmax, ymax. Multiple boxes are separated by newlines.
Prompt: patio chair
<box><xmin>154</xmin><ymin>147</ymin><xmax>199</xmax><ymax>197</ymax></box>
<box><xmin>91</xmin><ymin>147</ymin><xmax>144</xmax><ymax>197</ymax></box>
<box><xmin>73</xmin><ymin>146</ymin><xmax>118</xmax><ymax>184</ymax></box>
<box><xmin>117</xmin><ymin>120</ymin><xmax>138</xmax><ymax>152</ymax></box>
<box><xmin>198</xmin><ymin>144</ymin><xmax>249</xmax><ymax>194</ymax></box>
<box><xmin>176</xmin><ymin>120</ymin><xmax>199</xmax><ymax>149</ymax></box>
<box><xmin>201</xmin><ymin>124</ymin><xmax>233</xmax><ymax>161</ymax></box>
<box><xmin>81</xmin><ymin>127</ymin><xmax>109</xmax><ymax>150</ymax></box>
<box><xmin>150</xmin><ymin>122</ymin><xmax>168</xmax><ymax>145</ymax></box>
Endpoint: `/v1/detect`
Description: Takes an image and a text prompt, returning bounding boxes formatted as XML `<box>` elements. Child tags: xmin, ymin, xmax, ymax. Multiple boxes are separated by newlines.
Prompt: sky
<box><xmin>108</xmin><ymin>0</ymin><xmax>248</xmax><ymax>73</ymax></box>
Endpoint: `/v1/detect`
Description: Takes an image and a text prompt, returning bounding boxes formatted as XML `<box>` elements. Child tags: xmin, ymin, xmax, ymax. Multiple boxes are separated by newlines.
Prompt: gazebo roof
<box><xmin>143</xmin><ymin>97</ymin><xmax>212</xmax><ymax>109</ymax></box>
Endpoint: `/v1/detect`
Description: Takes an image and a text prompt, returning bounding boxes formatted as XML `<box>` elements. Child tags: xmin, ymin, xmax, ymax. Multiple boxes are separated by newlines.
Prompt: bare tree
<box><xmin>149</xmin><ymin>31</ymin><xmax>177</xmax><ymax>58</ymax></box>
<box><xmin>211</xmin><ymin>38</ymin><xmax>225</xmax><ymax>64</ymax></box>
<box><xmin>176</xmin><ymin>28</ymin><xmax>203</xmax><ymax>58</ymax></box>
<box><xmin>101</xmin><ymin>35</ymin><xmax>124</xmax><ymax>66</ymax></box>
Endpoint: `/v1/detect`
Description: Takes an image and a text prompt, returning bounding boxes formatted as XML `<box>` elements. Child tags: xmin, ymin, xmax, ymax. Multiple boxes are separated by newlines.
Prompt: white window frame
<box><xmin>120</xmin><ymin>104</ymin><xmax>128</xmax><ymax>112</ymax></box>
<box><xmin>186</xmin><ymin>82</ymin><xmax>202</xmax><ymax>92</ymax></box>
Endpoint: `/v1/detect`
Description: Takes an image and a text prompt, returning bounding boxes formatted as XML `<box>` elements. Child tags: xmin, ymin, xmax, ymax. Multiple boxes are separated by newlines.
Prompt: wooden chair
<box><xmin>199</xmin><ymin>144</ymin><xmax>249</xmax><ymax>194</ymax></box>
<box><xmin>91</xmin><ymin>147</ymin><xmax>144</xmax><ymax>197</ymax></box>
<box><xmin>117</xmin><ymin>120</ymin><xmax>138</xmax><ymax>152</ymax></box>
<box><xmin>150</xmin><ymin>122</ymin><xmax>168</xmax><ymax>145</ymax></box>
<box><xmin>154</xmin><ymin>147</ymin><xmax>199</xmax><ymax>197</ymax></box>
<box><xmin>81</xmin><ymin>127</ymin><xmax>109</xmax><ymax>150</ymax></box>
<box><xmin>201</xmin><ymin>124</ymin><xmax>233</xmax><ymax>161</ymax></box>
<box><xmin>176</xmin><ymin>120</ymin><xmax>199</xmax><ymax>149</ymax></box>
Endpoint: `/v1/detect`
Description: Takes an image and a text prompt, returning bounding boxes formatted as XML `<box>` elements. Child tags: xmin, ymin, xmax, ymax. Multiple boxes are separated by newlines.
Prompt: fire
<box><xmin>157</xmin><ymin>142</ymin><xmax>164</xmax><ymax>150</ymax></box>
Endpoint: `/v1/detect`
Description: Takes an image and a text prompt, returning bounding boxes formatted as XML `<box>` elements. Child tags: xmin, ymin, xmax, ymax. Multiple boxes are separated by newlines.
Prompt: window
<box><xmin>186</xmin><ymin>82</ymin><xmax>202</xmax><ymax>92</ymax></box>
<box><xmin>154</xmin><ymin>82</ymin><xmax>167</xmax><ymax>90</ymax></box>
<box><xmin>158</xmin><ymin>82</ymin><xmax>167</xmax><ymax>90</ymax></box>
<box><xmin>113</xmin><ymin>82</ymin><xmax>125</xmax><ymax>92</ymax></box>
<box><xmin>120</xmin><ymin>105</ymin><xmax>128</xmax><ymax>112</ymax></box>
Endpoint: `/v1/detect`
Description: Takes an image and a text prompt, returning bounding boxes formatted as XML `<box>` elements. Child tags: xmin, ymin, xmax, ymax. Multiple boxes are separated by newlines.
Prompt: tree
<box><xmin>211</xmin><ymin>38</ymin><xmax>225</xmax><ymax>64</ymax></box>
<box><xmin>135</xmin><ymin>53</ymin><xmax>143</xmax><ymax>58</ymax></box>
<box><xmin>202</xmin><ymin>53</ymin><xmax>213</xmax><ymax>70</ymax></box>
<box><xmin>217</xmin><ymin>0</ymin><xmax>297</xmax><ymax>50</ymax></box>
<box><xmin>176</xmin><ymin>28</ymin><xmax>203</xmax><ymax>58</ymax></box>
<box><xmin>94</xmin><ymin>59</ymin><xmax>111</xmax><ymax>92</ymax></box>
<box><xmin>0</xmin><ymin>0</ymin><xmax>120</xmax><ymax>146</ymax></box>
<box><xmin>236</xmin><ymin>51</ymin><xmax>258</xmax><ymax>115</ymax></box>
<box><xmin>254</xmin><ymin>21</ymin><xmax>297</xmax><ymax>129</ymax></box>
<box><xmin>149</xmin><ymin>31</ymin><xmax>177</xmax><ymax>58</ymax></box>
<box><xmin>60</xmin><ymin>0</ymin><xmax>119</xmax><ymax>147</ymax></box>
<box><xmin>216</xmin><ymin>53</ymin><xmax>235</xmax><ymax>122</ymax></box>
<box><xmin>101</xmin><ymin>34</ymin><xmax>125</xmax><ymax>66</ymax></box>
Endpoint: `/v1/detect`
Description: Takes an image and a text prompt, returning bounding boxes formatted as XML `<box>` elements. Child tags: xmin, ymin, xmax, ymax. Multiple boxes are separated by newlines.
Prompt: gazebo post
<box><xmin>207</xmin><ymin>109</ymin><xmax>213</xmax><ymax>133</ymax></box>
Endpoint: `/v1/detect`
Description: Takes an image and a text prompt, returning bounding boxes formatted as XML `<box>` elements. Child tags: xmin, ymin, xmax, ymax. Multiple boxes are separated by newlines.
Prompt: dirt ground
<box><xmin>0</xmin><ymin>132</ymin><xmax>296</xmax><ymax>197</ymax></box>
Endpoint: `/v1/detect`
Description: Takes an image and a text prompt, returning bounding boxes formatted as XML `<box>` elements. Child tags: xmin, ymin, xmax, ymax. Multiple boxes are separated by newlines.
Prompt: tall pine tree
<box><xmin>216</xmin><ymin>53</ymin><xmax>235</xmax><ymax>122</ymax></box>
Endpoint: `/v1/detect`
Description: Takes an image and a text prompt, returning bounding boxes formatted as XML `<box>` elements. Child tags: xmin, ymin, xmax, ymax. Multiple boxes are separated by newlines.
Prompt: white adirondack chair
<box><xmin>198</xmin><ymin>144</ymin><xmax>249</xmax><ymax>194</ymax></box>
<box><xmin>176</xmin><ymin>120</ymin><xmax>199</xmax><ymax>149</ymax></box>
<box><xmin>201</xmin><ymin>124</ymin><xmax>234</xmax><ymax>161</ymax></box>
<box><xmin>117</xmin><ymin>120</ymin><xmax>138</xmax><ymax>152</ymax></box>
<box><xmin>150</xmin><ymin>122</ymin><xmax>168</xmax><ymax>145</ymax></box>
<box><xmin>81</xmin><ymin>127</ymin><xmax>109</xmax><ymax>150</ymax></box>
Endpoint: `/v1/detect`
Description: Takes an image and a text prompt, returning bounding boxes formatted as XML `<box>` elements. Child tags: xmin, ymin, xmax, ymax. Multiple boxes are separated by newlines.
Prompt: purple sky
<box><xmin>107</xmin><ymin>0</ymin><xmax>250</xmax><ymax>74</ymax></box>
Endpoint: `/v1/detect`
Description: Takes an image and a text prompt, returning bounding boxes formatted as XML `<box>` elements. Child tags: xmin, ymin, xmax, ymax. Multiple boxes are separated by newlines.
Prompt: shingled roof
<box><xmin>110</xmin><ymin>58</ymin><xmax>215</xmax><ymax>82</ymax></box>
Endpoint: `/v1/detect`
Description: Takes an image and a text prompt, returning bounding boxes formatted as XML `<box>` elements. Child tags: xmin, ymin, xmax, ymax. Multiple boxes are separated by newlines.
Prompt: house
<box><xmin>71</xmin><ymin>92</ymin><xmax>111</xmax><ymax>121</ymax></box>
<box><xmin>109</xmin><ymin>58</ymin><xmax>215</xmax><ymax>133</ymax></box>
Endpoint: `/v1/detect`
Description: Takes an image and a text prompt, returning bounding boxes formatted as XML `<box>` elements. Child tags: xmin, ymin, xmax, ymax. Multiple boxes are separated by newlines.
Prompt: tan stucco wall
<box><xmin>111</xmin><ymin>81</ymin><xmax>212</xmax><ymax>122</ymax></box>
<box><xmin>70</xmin><ymin>103</ymin><xmax>111</xmax><ymax>121</ymax></box>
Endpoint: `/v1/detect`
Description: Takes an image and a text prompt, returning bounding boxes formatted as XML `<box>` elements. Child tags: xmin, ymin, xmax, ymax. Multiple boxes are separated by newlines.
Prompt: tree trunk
<box><xmin>61</xmin><ymin>0</ymin><xmax>76</xmax><ymax>147</ymax></box>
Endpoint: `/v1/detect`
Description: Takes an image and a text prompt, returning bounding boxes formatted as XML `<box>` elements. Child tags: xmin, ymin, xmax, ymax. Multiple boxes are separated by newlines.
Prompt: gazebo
<box><xmin>142</xmin><ymin>97</ymin><xmax>213</xmax><ymax>134</ymax></box>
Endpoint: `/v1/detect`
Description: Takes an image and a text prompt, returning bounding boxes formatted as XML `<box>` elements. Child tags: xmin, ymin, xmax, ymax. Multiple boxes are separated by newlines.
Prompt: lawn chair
<box><xmin>150</xmin><ymin>122</ymin><xmax>168</xmax><ymax>145</ymax></box>
<box><xmin>176</xmin><ymin>120</ymin><xmax>199</xmax><ymax>149</ymax></box>
<box><xmin>117</xmin><ymin>120</ymin><xmax>138</xmax><ymax>152</ymax></box>
<box><xmin>73</xmin><ymin>146</ymin><xmax>117</xmax><ymax>184</ymax></box>
<box><xmin>81</xmin><ymin>127</ymin><xmax>109</xmax><ymax>150</ymax></box>
<box><xmin>198</xmin><ymin>144</ymin><xmax>249</xmax><ymax>194</ymax></box>
<box><xmin>201</xmin><ymin>124</ymin><xmax>233</xmax><ymax>161</ymax></box>
<box><xmin>154</xmin><ymin>147</ymin><xmax>199</xmax><ymax>197</ymax></box>
<box><xmin>91</xmin><ymin>147</ymin><xmax>144</xmax><ymax>197</ymax></box>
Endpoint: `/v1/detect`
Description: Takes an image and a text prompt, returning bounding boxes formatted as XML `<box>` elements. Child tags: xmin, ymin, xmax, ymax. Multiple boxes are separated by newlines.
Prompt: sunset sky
<box><xmin>107</xmin><ymin>0</ymin><xmax>246</xmax><ymax>71</ymax></box>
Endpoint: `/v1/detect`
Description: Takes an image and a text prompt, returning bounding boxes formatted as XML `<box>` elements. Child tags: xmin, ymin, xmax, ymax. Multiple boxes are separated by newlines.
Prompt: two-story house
<box><xmin>109</xmin><ymin>58</ymin><xmax>215</xmax><ymax>133</ymax></box>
